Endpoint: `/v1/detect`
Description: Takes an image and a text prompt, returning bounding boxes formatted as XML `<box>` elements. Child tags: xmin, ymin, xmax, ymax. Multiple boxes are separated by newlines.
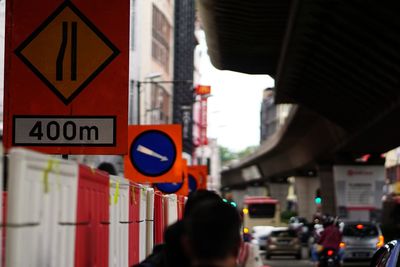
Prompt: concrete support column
<box><xmin>317</xmin><ymin>165</ymin><xmax>337</xmax><ymax>216</ymax></box>
<box><xmin>294</xmin><ymin>176</ymin><xmax>320</xmax><ymax>221</ymax></box>
<box><xmin>269</xmin><ymin>183</ymin><xmax>289</xmax><ymax>212</ymax></box>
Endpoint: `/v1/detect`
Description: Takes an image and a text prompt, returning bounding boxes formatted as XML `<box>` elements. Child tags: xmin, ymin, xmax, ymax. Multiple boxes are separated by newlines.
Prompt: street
<box><xmin>263</xmin><ymin>258</ymin><xmax>370</xmax><ymax>267</ymax></box>
<box><xmin>264</xmin><ymin>256</ymin><xmax>313</xmax><ymax>267</ymax></box>
<box><xmin>260</xmin><ymin>250</ymin><xmax>371</xmax><ymax>267</ymax></box>
<box><xmin>261</xmin><ymin>248</ymin><xmax>313</xmax><ymax>267</ymax></box>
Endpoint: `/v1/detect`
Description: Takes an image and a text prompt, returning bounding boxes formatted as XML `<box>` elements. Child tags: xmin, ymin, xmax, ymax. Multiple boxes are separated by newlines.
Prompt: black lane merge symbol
<box><xmin>56</xmin><ymin>21</ymin><xmax>78</xmax><ymax>81</ymax></box>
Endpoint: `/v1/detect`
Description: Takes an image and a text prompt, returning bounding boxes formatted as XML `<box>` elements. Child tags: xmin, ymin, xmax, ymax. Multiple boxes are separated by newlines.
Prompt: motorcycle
<box><xmin>318</xmin><ymin>248</ymin><xmax>340</xmax><ymax>267</ymax></box>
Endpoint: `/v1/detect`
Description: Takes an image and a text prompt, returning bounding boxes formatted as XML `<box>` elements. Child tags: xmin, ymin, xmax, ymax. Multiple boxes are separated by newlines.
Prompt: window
<box><xmin>343</xmin><ymin>224</ymin><xmax>379</xmax><ymax>237</ymax></box>
<box><xmin>270</xmin><ymin>230</ymin><xmax>297</xmax><ymax>238</ymax></box>
<box><xmin>149</xmin><ymin>83</ymin><xmax>170</xmax><ymax>124</ymax></box>
<box><xmin>152</xmin><ymin>5</ymin><xmax>171</xmax><ymax>72</ymax></box>
<box><xmin>248</xmin><ymin>203</ymin><xmax>276</xmax><ymax>218</ymax></box>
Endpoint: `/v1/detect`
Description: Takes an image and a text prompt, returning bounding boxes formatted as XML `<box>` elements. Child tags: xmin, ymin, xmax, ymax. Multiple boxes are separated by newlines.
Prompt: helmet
<box><xmin>322</xmin><ymin>214</ymin><xmax>335</xmax><ymax>227</ymax></box>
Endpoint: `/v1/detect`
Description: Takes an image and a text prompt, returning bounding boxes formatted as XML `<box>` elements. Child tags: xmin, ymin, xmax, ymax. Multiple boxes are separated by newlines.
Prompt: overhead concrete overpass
<box><xmin>197</xmin><ymin>0</ymin><xmax>397</xmax><ymax>217</ymax></box>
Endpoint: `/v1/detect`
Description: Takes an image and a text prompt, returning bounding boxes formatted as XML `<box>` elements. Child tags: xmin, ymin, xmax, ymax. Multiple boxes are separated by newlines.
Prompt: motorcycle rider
<box><xmin>310</xmin><ymin>217</ymin><xmax>324</xmax><ymax>266</ymax></box>
<box><xmin>317</xmin><ymin>215</ymin><xmax>342</xmax><ymax>266</ymax></box>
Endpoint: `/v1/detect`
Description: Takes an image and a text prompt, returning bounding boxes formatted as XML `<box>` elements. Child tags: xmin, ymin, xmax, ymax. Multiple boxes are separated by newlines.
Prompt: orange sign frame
<box><xmin>153</xmin><ymin>159</ymin><xmax>189</xmax><ymax>196</ymax></box>
<box><xmin>179</xmin><ymin>160</ymin><xmax>189</xmax><ymax>196</ymax></box>
<box><xmin>188</xmin><ymin>166</ymin><xmax>203</xmax><ymax>193</ymax></box>
<box><xmin>4</xmin><ymin>0</ymin><xmax>129</xmax><ymax>154</ymax></box>
<box><xmin>124</xmin><ymin>125</ymin><xmax>183</xmax><ymax>183</ymax></box>
<box><xmin>196</xmin><ymin>165</ymin><xmax>208</xmax><ymax>190</ymax></box>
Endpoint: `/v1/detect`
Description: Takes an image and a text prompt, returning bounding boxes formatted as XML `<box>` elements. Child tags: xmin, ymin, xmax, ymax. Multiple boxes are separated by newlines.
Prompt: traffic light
<box><xmin>315</xmin><ymin>188</ymin><xmax>322</xmax><ymax>205</ymax></box>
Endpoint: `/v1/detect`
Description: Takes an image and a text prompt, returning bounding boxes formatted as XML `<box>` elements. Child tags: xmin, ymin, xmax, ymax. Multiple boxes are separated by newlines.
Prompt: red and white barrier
<box><xmin>177</xmin><ymin>195</ymin><xmax>185</xmax><ymax>220</ymax></box>
<box><xmin>146</xmin><ymin>188</ymin><xmax>154</xmax><ymax>256</ymax></box>
<box><xmin>4</xmin><ymin>148</ymin><xmax>190</xmax><ymax>266</ymax></box>
<box><xmin>129</xmin><ymin>183</ymin><xmax>140</xmax><ymax>265</ymax></box>
<box><xmin>138</xmin><ymin>186</ymin><xmax>147</xmax><ymax>262</ymax></box>
<box><xmin>164</xmin><ymin>194</ymin><xmax>178</xmax><ymax>227</ymax></box>
<box><xmin>109</xmin><ymin>176</ymin><xmax>130</xmax><ymax>267</ymax></box>
<box><xmin>6</xmin><ymin>148</ymin><xmax>79</xmax><ymax>267</ymax></box>
<box><xmin>75</xmin><ymin>165</ymin><xmax>110</xmax><ymax>267</ymax></box>
<box><xmin>153</xmin><ymin>191</ymin><xmax>165</xmax><ymax>245</ymax></box>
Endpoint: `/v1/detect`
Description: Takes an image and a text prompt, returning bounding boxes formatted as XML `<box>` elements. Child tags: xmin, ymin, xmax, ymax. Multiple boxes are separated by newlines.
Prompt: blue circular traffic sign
<box><xmin>188</xmin><ymin>174</ymin><xmax>198</xmax><ymax>193</ymax></box>
<box><xmin>130</xmin><ymin>130</ymin><xmax>177</xmax><ymax>177</ymax></box>
<box><xmin>155</xmin><ymin>180</ymin><xmax>183</xmax><ymax>194</ymax></box>
<box><xmin>155</xmin><ymin>182</ymin><xmax>183</xmax><ymax>194</ymax></box>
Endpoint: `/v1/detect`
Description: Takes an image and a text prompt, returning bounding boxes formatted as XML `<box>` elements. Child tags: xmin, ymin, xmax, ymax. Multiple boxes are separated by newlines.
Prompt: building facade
<box><xmin>130</xmin><ymin>0</ymin><xmax>175</xmax><ymax>125</ymax></box>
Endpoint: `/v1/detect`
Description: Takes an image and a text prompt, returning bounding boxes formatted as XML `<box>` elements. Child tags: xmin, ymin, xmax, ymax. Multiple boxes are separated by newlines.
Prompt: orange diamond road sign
<box><xmin>4</xmin><ymin>0</ymin><xmax>129</xmax><ymax>154</ymax></box>
<box><xmin>15</xmin><ymin>1</ymin><xmax>119</xmax><ymax>104</ymax></box>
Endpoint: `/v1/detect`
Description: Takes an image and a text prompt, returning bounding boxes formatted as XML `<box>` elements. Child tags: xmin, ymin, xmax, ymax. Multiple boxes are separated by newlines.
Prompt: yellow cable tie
<box><xmin>43</xmin><ymin>159</ymin><xmax>54</xmax><ymax>193</ymax></box>
<box><xmin>130</xmin><ymin>186</ymin><xmax>136</xmax><ymax>205</ymax></box>
<box><xmin>114</xmin><ymin>180</ymin><xmax>120</xmax><ymax>204</ymax></box>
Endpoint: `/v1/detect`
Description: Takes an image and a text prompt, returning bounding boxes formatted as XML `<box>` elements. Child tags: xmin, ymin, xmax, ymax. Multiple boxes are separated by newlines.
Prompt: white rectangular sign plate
<box><xmin>13</xmin><ymin>116</ymin><xmax>116</xmax><ymax>146</ymax></box>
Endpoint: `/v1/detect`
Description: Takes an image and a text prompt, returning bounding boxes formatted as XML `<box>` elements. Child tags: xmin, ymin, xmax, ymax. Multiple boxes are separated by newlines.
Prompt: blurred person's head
<box><xmin>184</xmin><ymin>189</ymin><xmax>222</xmax><ymax>217</ymax></box>
<box><xmin>184</xmin><ymin>200</ymin><xmax>242</xmax><ymax>267</ymax></box>
<box><xmin>163</xmin><ymin>190</ymin><xmax>226</xmax><ymax>267</ymax></box>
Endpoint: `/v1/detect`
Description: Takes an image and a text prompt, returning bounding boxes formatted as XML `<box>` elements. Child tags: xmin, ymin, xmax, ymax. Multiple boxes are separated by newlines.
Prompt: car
<box><xmin>341</xmin><ymin>222</ymin><xmax>384</xmax><ymax>262</ymax></box>
<box><xmin>250</xmin><ymin>226</ymin><xmax>275</xmax><ymax>250</ymax></box>
<box><xmin>370</xmin><ymin>240</ymin><xmax>400</xmax><ymax>267</ymax></box>
<box><xmin>265</xmin><ymin>228</ymin><xmax>302</xmax><ymax>259</ymax></box>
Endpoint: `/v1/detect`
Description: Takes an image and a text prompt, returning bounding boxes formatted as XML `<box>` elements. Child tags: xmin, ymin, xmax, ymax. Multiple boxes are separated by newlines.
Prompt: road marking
<box><xmin>137</xmin><ymin>145</ymin><xmax>168</xmax><ymax>162</ymax></box>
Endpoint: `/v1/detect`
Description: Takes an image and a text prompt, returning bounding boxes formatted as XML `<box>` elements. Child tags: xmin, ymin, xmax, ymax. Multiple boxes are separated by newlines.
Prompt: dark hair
<box><xmin>97</xmin><ymin>162</ymin><xmax>117</xmax><ymax>175</ymax></box>
<box><xmin>184</xmin><ymin>189</ymin><xmax>222</xmax><ymax>217</ymax></box>
<box><xmin>184</xmin><ymin>200</ymin><xmax>242</xmax><ymax>261</ymax></box>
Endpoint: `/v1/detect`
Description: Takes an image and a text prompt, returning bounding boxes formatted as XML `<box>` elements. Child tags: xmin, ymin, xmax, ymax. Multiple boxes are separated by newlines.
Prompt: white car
<box><xmin>251</xmin><ymin>226</ymin><xmax>286</xmax><ymax>250</ymax></box>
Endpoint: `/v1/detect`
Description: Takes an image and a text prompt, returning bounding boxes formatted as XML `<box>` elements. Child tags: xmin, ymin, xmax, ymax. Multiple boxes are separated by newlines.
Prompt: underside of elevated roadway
<box><xmin>197</xmin><ymin>0</ymin><xmax>400</xmax><ymax>188</ymax></box>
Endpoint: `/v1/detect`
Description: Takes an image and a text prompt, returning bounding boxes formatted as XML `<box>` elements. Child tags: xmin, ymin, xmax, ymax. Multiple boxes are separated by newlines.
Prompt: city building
<box><xmin>129</xmin><ymin>0</ymin><xmax>175</xmax><ymax>125</ymax></box>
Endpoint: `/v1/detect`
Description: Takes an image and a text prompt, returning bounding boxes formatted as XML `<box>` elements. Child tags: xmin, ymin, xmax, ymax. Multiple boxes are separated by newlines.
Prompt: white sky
<box><xmin>200</xmin><ymin>57</ymin><xmax>275</xmax><ymax>152</ymax></box>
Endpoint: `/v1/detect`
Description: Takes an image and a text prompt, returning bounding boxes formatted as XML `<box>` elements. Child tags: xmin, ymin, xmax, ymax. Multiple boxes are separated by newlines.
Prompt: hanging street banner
<box><xmin>154</xmin><ymin>159</ymin><xmax>189</xmax><ymax>196</ymax></box>
<box><xmin>4</xmin><ymin>0</ymin><xmax>129</xmax><ymax>154</ymax></box>
<box><xmin>124</xmin><ymin>125</ymin><xmax>183</xmax><ymax>183</ymax></box>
